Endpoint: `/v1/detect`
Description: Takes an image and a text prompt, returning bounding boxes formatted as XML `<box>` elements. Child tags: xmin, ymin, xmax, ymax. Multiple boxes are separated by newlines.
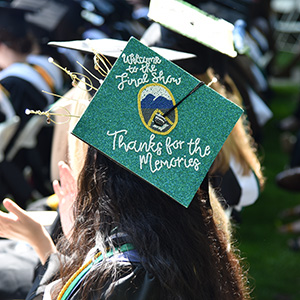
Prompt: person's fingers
<box><xmin>0</xmin><ymin>199</ymin><xmax>23</xmax><ymax>239</ymax></box>
<box><xmin>0</xmin><ymin>199</ymin><xmax>46</xmax><ymax>245</ymax></box>
<box><xmin>3</xmin><ymin>198</ymin><xmax>26</xmax><ymax>218</ymax></box>
<box><xmin>0</xmin><ymin>209</ymin><xmax>16</xmax><ymax>222</ymax></box>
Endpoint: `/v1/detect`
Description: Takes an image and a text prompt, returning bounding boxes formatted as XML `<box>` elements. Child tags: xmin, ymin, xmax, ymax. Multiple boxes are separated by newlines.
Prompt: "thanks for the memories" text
<box><xmin>107</xmin><ymin>129</ymin><xmax>211</xmax><ymax>173</ymax></box>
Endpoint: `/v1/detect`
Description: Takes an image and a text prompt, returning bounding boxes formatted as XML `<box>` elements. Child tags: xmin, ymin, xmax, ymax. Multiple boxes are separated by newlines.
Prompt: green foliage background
<box><xmin>237</xmin><ymin>57</ymin><xmax>300</xmax><ymax>300</ymax></box>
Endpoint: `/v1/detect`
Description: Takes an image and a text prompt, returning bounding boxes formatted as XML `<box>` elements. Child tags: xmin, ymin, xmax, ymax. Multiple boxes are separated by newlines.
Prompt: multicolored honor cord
<box><xmin>57</xmin><ymin>243</ymin><xmax>135</xmax><ymax>300</ymax></box>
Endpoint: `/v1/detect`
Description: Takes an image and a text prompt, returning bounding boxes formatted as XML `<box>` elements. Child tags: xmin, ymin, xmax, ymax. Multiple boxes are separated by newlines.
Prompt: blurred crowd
<box><xmin>0</xmin><ymin>0</ymin><xmax>273</xmax><ymax>214</ymax></box>
<box><xmin>0</xmin><ymin>0</ymin><xmax>299</xmax><ymax>299</ymax></box>
<box><xmin>0</xmin><ymin>0</ymin><xmax>153</xmax><ymax>208</ymax></box>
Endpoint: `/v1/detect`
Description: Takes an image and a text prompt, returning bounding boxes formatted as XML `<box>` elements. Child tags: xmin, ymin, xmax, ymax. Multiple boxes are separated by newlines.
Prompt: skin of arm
<box><xmin>0</xmin><ymin>161</ymin><xmax>76</xmax><ymax>264</ymax></box>
<box><xmin>0</xmin><ymin>198</ymin><xmax>56</xmax><ymax>264</ymax></box>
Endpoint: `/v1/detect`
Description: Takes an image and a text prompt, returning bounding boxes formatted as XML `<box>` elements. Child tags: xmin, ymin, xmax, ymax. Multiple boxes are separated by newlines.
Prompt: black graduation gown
<box><xmin>1</xmin><ymin>76</ymin><xmax>48</xmax><ymax>127</ymax></box>
<box><xmin>26</xmin><ymin>229</ymin><xmax>162</xmax><ymax>300</ymax></box>
<box><xmin>0</xmin><ymin>75</ymin><xmax>53</xmax><ymax>201</ymax></box>
<box><xmin>26</xmin><ymin>252</ymin><xmax>161</xmax><ymax>300</ymax></box>
<box><xmin>68</xmin><ymin>263</ymin><xmax>161</xmax><ymax>300</ymax></box>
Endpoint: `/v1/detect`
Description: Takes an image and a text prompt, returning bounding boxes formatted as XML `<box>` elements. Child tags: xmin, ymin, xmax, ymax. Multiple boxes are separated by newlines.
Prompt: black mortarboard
<box><xmin>11</xmin><ymin>0</ymin><xmax>83</xmax><ymax>42</ymax></box>
<box><xmin>0</xmin><ymin>1</ymin><xmax>34</xmax><ymax>38</ymax></box>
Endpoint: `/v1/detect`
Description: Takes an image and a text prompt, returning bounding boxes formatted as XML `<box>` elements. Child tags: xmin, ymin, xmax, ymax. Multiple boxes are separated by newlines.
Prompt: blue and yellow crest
<box><xmin>138</xmin><ymin>83</ymin><xmax>178</xmax><ymax>135</ymax></box>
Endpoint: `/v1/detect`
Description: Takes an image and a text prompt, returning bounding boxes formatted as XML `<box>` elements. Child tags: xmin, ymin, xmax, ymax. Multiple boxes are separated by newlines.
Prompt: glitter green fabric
<box><xmin>72</xmin><ymin>37</ymin><xmax>243</xmax><ymax>207</ymax></box>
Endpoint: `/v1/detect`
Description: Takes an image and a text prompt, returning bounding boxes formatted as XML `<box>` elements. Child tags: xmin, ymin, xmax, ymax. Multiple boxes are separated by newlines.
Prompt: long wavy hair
<box><xmin>54</xmin><ymin>146</ymin><xmax>250</xmax><ymax>300</ymax></box>
<box><xmin>196</xmin><ymin>68</ymin><xmax>265</xmax><ymax>190</ymax></box>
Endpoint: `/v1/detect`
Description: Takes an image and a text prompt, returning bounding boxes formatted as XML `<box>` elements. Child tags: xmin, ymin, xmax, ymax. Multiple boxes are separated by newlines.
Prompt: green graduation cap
<box><xmin>72</xmin><ymin>37</ymin><xmax>243</xmax><ymax>207</ymax></box>
<box><xmin>148</xmin><ymin>0</ymin><xmax>238</xmax><ymax>58</ymax></box>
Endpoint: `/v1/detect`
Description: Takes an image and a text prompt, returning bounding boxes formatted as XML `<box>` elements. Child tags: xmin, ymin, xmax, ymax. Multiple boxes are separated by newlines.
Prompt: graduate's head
<box><xmin>70</xmin><ymin>37</ymin><xmax>242</xmax><ymax>209</ymax></box>
<box><xmin>66</xmin><ymin>37</ymin><xmax>242</xmax><ymax>252</ymax></box>
<box><xmin>47</xmin><ymin>36</ymin><xmax>241</xmax><ymax>232</ymax></box>
<box><xmin>47</xmin><ymin>36</ymin><xmax>242</xmax><ymax>240</ymax></box>
<box><xmin>53</xmin><ymin>37</ymin><xmax>248</xmax><ymax>300</ymax></box>
<box><xmin>47</xmin><ymin>37</ymin><xmax>242</xmax><ymax>237</ymax></box>
<box><xmin>65</xmin><ymin>142</ymin><xmax>248</xmax><ymax>300</ymax></box>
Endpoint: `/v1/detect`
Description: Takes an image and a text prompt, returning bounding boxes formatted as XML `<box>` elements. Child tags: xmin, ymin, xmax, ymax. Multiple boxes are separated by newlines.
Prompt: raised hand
<box><xmin>0</xmin><ymin>198</ymin><xmax>56</xmax><ymax>264</ymax></box>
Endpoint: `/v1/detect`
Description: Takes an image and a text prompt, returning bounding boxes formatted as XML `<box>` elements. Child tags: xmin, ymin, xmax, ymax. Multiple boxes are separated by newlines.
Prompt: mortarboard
<box><xmin>48</xmin><ymin>38</ymin><xmax>196</xmax><ymax>96</ymax></box>
<box><xmin>148</xmin><ymin>0</ymin><xmax>238</xmax><ymax>58</ymax></box>
<box><xmin>48</xmin><ymin>38</ymin><xmax>196</xmax><ymax>62</ymax></box>
<box><xmin>11</xmin><ymin>0</ymin><xmax>83</xmax><ymax>42</ymax></box>
<box><xmin>0</xmin><ymin>2</ymin><xmax>35</xmax><ymax>38</ymax></box>
<box><xmin>71</xmin><ymin>37</ymin><xmax>243</xmax><ymax>208</ymax></box>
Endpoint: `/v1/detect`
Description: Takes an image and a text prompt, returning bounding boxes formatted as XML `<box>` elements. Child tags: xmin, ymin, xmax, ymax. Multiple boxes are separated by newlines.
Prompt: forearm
<box><xmin>30</xmin><ymin>224</ymin><xmax>57</xmax><ymax>265</ymax></box>
<box><xmin>0</xmin><ymin>199</ymin><xmax>57</xmax><ymax>264</ymax></box>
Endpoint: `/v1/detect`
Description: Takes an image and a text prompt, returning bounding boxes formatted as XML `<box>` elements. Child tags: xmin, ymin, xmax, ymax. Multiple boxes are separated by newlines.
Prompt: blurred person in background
<box><xmin>0</xmin><ymin>2</ymin><xmax>55</xmax><ymax>207</ymax></box>
<box><xmin>142</xmin><ymin>0</ymin><xmax>266</xmax><ymax>222</ymax></box>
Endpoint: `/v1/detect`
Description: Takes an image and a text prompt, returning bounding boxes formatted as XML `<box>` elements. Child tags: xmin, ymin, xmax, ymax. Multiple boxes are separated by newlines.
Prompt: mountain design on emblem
<box><xmin>141</xmin><ymin>94</ymin><xmax>174</xmax><ymax>109</ymax></box>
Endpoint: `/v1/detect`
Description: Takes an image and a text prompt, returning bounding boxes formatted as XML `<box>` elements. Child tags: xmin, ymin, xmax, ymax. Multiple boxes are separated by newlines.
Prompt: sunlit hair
<box><xmin>195</xmin><ymin>68</ymin><xmax>265</xmax><ymax>190</ymax></box>
<box><xmin>50</xmin><ymin>82</ymin><xmax>90</xmax><ymax>182</ymax></box>
<box><xmin>53</xmin><ymin>146</ymin><xmax>251</xmax><ymax>300</ymax></box>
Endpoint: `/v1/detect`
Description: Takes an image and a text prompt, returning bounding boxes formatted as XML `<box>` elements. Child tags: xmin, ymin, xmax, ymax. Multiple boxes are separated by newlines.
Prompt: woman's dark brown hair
<box><xmin>55</xmin><ymin>146</ymin><xmax>250</xmax><ymax>300</ymax></box>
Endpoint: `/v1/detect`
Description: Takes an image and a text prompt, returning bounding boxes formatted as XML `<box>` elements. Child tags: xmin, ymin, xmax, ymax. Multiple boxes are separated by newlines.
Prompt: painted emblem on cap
<box><xmin>138</xmin><ymin>83</ymin><xmax>178</xmax><ymax>135</ymax></box>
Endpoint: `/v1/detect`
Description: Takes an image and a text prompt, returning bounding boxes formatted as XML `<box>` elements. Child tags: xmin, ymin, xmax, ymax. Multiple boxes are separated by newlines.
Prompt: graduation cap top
<box><xmin>148</xmin><ymin>0</ymin><xmax>238</xmax><ymax>58</ymax></box>
<box><xmin>48</xmin><ymin>38</ymin><xmax>197</xmax><ymax>96</ymax></box>
<box><xmin>72</xmin><ymin>37</ymin><xmax>243</xmax><ymax>208</ymax></box>
<box><xmin>11</xmin><ymin>0</ymin><xmax>69</xmax><ymax>33</ymax></box>
<box><xmin>0</xmin><ymin>2</ymin><xmax>35</xmax><ymax>38</ymax></box>
<box><xmin>48</xmin><ymin>38</ymin><xmax>196</xmax><ymax>62</ymax></box>
<box><xmin>11</xmin><ymin>0</ymin><xmax>83</xmax><ymax>42</ymax></box>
